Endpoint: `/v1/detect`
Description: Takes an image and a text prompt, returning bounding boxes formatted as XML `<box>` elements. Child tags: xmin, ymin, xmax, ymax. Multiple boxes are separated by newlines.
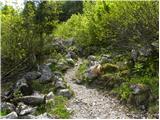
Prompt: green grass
<box><xmin>35</xmin><ymin>96</ymin><xmax>71</xmax><ymax>119</ymax></box>
<box><xmin>112</xmin><ymin>82</ymin><xmax>132</xmax><ymax>100</ymax></box>
<box><xmin>0</xmin><ymin>110</ymin><xmax>9</xmax><ymax>117</ymax></box>
<box><xmin>52</xmin><ymin>96</ymin><xmax>71</xmax><ymax>119</ymax></box>
<box><xmin>32</xmin><ymin>81</ymin><xmax>55</xmax><ymax>94</ymax></box>
<box><xmin>76</xmin><ymin>59</ymin><xmax>88</xmax><ymax>80</ymax></box>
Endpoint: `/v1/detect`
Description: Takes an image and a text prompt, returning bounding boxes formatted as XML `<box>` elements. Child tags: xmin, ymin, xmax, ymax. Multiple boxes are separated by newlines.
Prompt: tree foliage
<box><xmin>1</xmin><ymin>1</ymin><xmax>60</xmax><ymax>81</ymax></box>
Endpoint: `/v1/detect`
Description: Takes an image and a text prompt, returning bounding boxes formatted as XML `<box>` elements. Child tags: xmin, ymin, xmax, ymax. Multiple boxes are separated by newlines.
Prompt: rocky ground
<box><xmin>65</xmin><ymin>58</ymin><xmax>147</xmax><ymax>119</ymax></box>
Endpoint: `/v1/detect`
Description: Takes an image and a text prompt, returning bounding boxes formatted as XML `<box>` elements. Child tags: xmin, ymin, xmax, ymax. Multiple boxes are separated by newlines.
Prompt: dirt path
<box><xmin>64</xmin><ymin>58</ymin><xmax>146</xmax><ymax>119</ymax></box>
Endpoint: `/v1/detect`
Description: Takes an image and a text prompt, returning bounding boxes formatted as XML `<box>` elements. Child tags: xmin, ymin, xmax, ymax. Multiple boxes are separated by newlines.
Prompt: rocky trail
<box><xmin>64</xmin><ymin>58</ymin><xmax>147</xmax><ymax>119</ymax></box>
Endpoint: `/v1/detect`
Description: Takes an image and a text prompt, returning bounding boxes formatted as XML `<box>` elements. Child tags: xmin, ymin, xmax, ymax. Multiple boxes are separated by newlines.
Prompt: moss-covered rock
<box><xmin>101</xmin><ymin>74</ymin><xmax>124</xmax><ymax>89</ymax></box>
<box><xmin>102</xmin><ymin>63</ymin><xmax>119</xmax><ymax>73</ymax></box>
<box><xmin>119</xmin><ymin>70</ymin><xmax>130</xmax><ymax>77</ymax></box>
<box><xmin>127</xmin><ymin>84</ymin><xmax>151</xmax><ymax>109</ymax></box>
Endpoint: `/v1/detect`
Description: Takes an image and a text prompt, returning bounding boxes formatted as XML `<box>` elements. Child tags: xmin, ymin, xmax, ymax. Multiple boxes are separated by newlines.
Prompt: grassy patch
<box><xmin>76</xmin><ymin>59</ymin><xmax>88</xmax><ymax>80</ymax></box>
<box><xmin>35</xmin><ymin>96</ymin><xmax>71</xmax><ymax>119</ymax></box>
<box><xmin>35</xmin><ymin>100</ymin><xmax>55</xmax><ymax>115</ymax></box>
<box><xmin>32</xmin><ymin>81</ymin><xmax>55</xmax><ymax>94</ymax></box>
<box><xmin>0</xmin><ymin>110</ymin><xmax>10</xmax><ymax>117</ymax></box>
<box><xmin>52</xmin><ymin>96</ymin><xmax>71</xmax><ymax>119</ymax></box>
<box><xmin>112</xmin><ymin>82</ymin><xmax>132</xmax><ymax>100</ymax></box>
<box><xmin>102</xmin><ymin>63</ymin><xmax>119</xmax><ymax>73</ymax></box>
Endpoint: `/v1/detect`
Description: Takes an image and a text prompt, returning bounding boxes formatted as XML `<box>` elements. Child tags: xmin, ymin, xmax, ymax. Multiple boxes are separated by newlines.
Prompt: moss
<box><xmin>102</xmin><ymin>63</ymin><xmax>119</xmax><ymax>73</ymax></box>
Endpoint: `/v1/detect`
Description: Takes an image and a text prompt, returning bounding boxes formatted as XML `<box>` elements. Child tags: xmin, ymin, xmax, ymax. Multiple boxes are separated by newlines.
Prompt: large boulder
<box><xmin>14</xmin><ymin>78</ymin><xmax>33</xmax><ymax>96</ymax></box>
<box><xmin>3</xmin><ymin>78</ymin><xmax>33</xmax><ymax>100</ymax></box>
<box><xmin>24</xmin><ymin>71</ymin><xmax>41</xmax><ymax>81</ymax></box>
<box><xmin>1</xmin><ymin>111</ymin><xmax>18</xmax><ymax>119</ymax></box>
<box><xmin>128</xmin><ymin>84</ymin><xmax>151</xmax><ymax>110</ymax></box>
<box><xmin>57</xmin><ymin>89</ymin><xmax>73</xmax><ymax>99</ymax></box>
<box><xmin>16</xmin><ymin>102</ymin><xmax>36</xmax><ymax>116</ymax></box>
<box><xmin>0</xmin><ymin>102</ymin><xmax>15</xmax><ymax>113</ymax></box>
<box><xmin>38</xmin><ymin>65</ymin><xmax>53</xmax><ymax>83</ymax></box>
<box><xmin>16</xmin><ymin>95</ymin><xmax>45</xmax><ymax>106</ymax></box>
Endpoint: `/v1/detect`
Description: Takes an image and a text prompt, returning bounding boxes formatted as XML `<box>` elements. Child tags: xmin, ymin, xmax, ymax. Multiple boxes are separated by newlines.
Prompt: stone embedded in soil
<box><xmin>16</xmin><ymin>102</ymin><xmax>36</xmax><ymax>116</ymax></box>
<box><xmin>16</xmin><ymin>95</ymin><xmax>45</xmax><ymax>106</ymax></box>
<box><xmin>46</xmin><ymin>91</ymin><xmax>54</xmax><ymax>102</ymax></box>
<box><xmin>24</xmin><ymin>71</ymin><xmax>41</xmax><ymax>81</ymax></box>
<box><xmin>57</xmin><ymin>89</ymin><xmax>73</xmax><ymax>99</ymax></box>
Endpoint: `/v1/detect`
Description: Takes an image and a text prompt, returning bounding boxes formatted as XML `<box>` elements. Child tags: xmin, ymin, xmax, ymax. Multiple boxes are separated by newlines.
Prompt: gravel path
<box><xmin>64</xmin><ymin>58</ymin><xmax>146</xmax><ymax>119</ymax></box>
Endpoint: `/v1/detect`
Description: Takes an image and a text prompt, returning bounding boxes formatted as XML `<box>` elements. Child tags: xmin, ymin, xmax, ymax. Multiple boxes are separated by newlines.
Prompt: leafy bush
<box><xmin>54</xmin><ymin>1</ymin><xmax>158</xmax><ymax>52</ymax></box>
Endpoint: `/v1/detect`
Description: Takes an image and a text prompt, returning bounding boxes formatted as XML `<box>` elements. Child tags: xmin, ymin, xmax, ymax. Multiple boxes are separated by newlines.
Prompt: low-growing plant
<box><xmin>113</xmin><ymin>82</ymin><xmax>132</xmax><ymax>101</ymax></box>
<box><xmin>32</xmin><ymin>81</ymin><xmax>55</xmax><ymax>94</ymax></box>
<box><xmin>51</xmin><ymin>96</ymin><xmax>71</xmax><ymax>119</ymax></box>
<box><xmin>0</xmin><ymin>110</ymin><xmax>8</xmax><ymax>117</ymax></box>
<box><xmin>76</xmin><ymin>59</ymin><xmax>88</xmax><ymax>80</ymax></box>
